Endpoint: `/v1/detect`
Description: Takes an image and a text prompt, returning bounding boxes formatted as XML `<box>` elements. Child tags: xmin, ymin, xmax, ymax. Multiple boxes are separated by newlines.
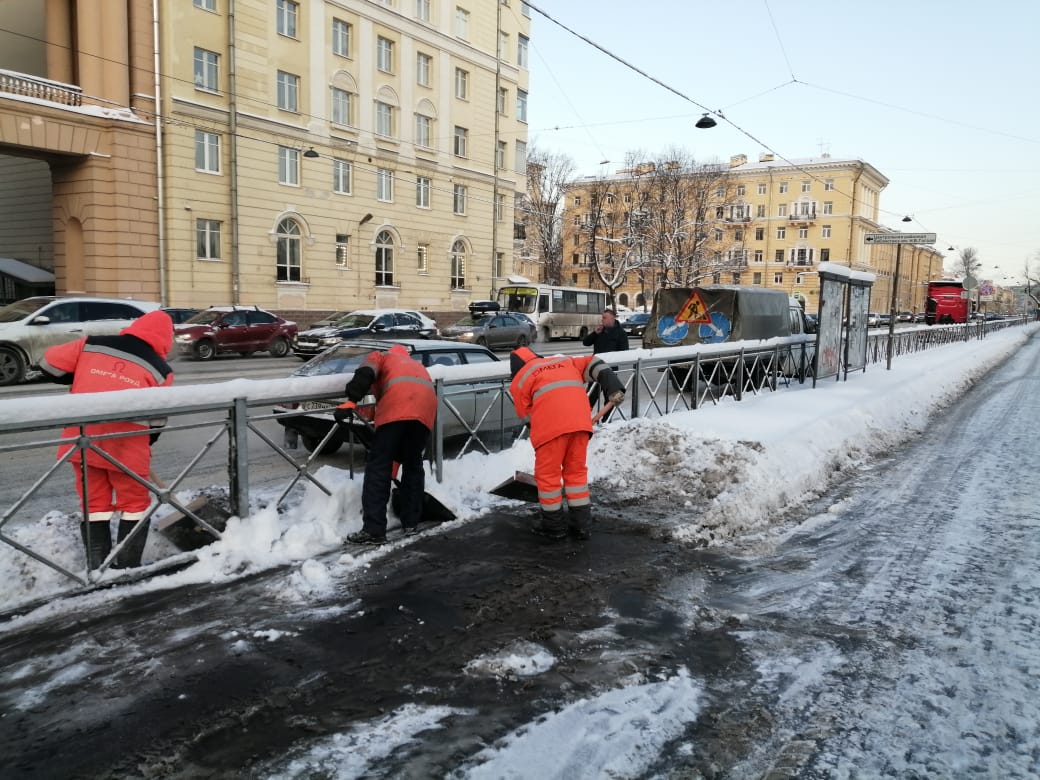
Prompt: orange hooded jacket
<box><xmin>359</xmin><ymin>344</ymin><xmax>438</xmax><ymax>430</ymax></box>
<box><xmin>41</xmin><ymin>310</ymin><xmax>175</xmax><ymax>475</ymax></box>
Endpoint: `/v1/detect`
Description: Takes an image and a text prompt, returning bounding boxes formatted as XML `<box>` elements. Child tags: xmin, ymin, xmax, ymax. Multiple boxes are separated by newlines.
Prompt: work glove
<box><xmin>148</xmin><ymin>416</ymin><xmax>167</xmax><ymax>445</ymax></box>
<box><xmin>344</xmin><ymin>366</ymin><xmax>376</xmax><ymax>402</ymax></box>
<box><xmin>333</xmin><ymin>400</ymin><xmax>357</xmax><ymax>423</ymax></box>
<box><xmin>608</xmin><ymin>390</ymin><xmax>626</xmax><ymax>406</ymax></box>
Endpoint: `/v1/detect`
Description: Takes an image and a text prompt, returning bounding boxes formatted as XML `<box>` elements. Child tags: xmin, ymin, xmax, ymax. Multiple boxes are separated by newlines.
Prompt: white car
<box><xmin>0</xmin><ymin>296</ymin><xmax>161</xmax><ymax>386</ymax></box>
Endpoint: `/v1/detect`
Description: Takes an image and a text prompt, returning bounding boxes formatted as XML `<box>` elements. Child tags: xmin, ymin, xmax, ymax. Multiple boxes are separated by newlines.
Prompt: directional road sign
<box><xmin>863</xmin><ymin>232</ymin><xmax>937</xmax><ymax>244</ymax></box>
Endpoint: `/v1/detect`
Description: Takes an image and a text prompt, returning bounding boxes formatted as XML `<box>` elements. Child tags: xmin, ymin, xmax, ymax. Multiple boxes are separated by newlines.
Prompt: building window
<box><xmin>774</xmin><ymin>272</ymin><xmax>783</xmax><ymax>284</ymax></box>
<box><xmin>331</xmin><ymin>87</ymin><xmax>352</xmax><ymax>125</ymax></box>
<box><xmin>417</xmin><ymin>243</ymin><xmax>429</xmax><ymax>272</ymax></box>
<box><xmin>415</xmin><ymin>0</ymin><xmax>430</xmax><ymax>22</ymax></box>
<box><xmin>375</xmin><ymin>230</ymin><xmax>394</xmax><ymax>286</ymax></box>
<box><xmin>774</xmin><ymin>249</ymin><xmax>784</xmax><ymax>262</ymax></box>
<box><xmin>801</xmin><ymin>180</ymin><xmax>811</xmax><ymax>193</ymax></box>
<box><xmin>514</xmin><ymin>140</ymin><xmax>526</xmax><ymax>172</ymax></box>
<box><xmin>453</xmin><ymin>126</ymin><xmax>468</xmax><ymax>157</ymax></box>
<box><xmin>194</xmin><ymin>130</ymin><xmax>220</xmax><ymax>172</ymax></box>
<box><xmin>753</xmin><ymin>250</ymin><xmax>763</xmax><ymax>263</ymax></box>
<box><xmin>455</xmin><ymin>6</ymin><xmax>469</xmax><ymax>38</ymax></box>
<box><xmin>573</xmin><ymin>196</ymin><xmax>581</xmax><ymax>207</ymax></box>
<box><xmin>276</xmin><ymin>0</ymin><xmax>298</xmax><ymax>38</ymax></box>
<box><xmin>779</xmin><ymin>182</ymin><xmax>788</xmax><ymax>194</ymax></box>
<box><xmin>377</xmin><ymin>36</ymin><xmax>394</xmax><ymax>73</ymax></box>
<box><xmin>415</xmin><ymin>114</ymin><xmax>432</xmax><ymax>147</ymax></box>
<box><xmin>416</xmin><ymin>176</ymin><xmax>431</xmax><ymax>208</ymax></box>
<box><xmin>194</xmin><ymin>0</ymin><xmax>216</xmax><ymax>10</ymax></box>
<box><xmin>776</xmin><ymin>226</ymin><xmax>786</xmax><ymax>240</ymax></box>
<box><xmin>521</xmin><ymin>1</ymin><xmax>531</xmax><ymax>16</ymax></box>
<box><xmin>333</xmin><ymin>159</ymin><xmax>352</xmax><ymax>194</ymax></box>
<box><xmin>822</xmin><ymin>225</ymin><xmax>832</xmax><ymax>238</ymax></box>
<box><xmin>736</xmin><ymin>184</ymin><xmax>746</xmax><ymax>196</ymax></box>
<box><xmin>754</xmin><ymin>227</ymin><xmax>764</xmax><ymax>241</ymax></box>
<box><xmin>516</xmin><ymin>89</ymin><xmax>528</xmax><ymax>122</ymax></box>
<box><xmin>375</xmin><ymin>101</ymin><xmax>394</xmax><ymax>137</ymax></box>
<box><xmin>497</xmin><ymin>86</ymin><xmax>507</xmax><ymax>114</ymax></box>
<box><xmin>823</xmin><ymin>201</ymin><xmax>833</xmax><ymax>215</ymax></box>
<box><xmin>336</xmin><ymin>233</ymin><xmax>349</xmax><ymax>267</ymax></box>
<box><xmin>450</xmin><ymin>239</ymin><xmax>466</xmax><ymax>289</ymax></box>
<box><xmin>277</xmin><ymin>71</ymin><xmax>299</xmax><ymax>112</ymax></box>
<box><xmin>416</xmin><ymin>52</ymin><xmax>432</xmax><ymax>86</ymax></box>
<box><xmin>758</xmin><ymin>183</ymin><xmax>766</xmax><ymax>195</ymax></box>
<box><xmin>332</xmin><ymin>18</ymin><xmax>351</xmax><ymax>57</ymax></box>
<box><xmin>454</xmin><ymin>67</ymin><xmax>469</xmax><ymax>99</ymax></box>
<box><xmin>278</xmin><ymin>146</ymin><xmax>299</xmax><ymax>185</ymax></box>
<box><xmin>798</xmin><ymin>227</ymin><xmax>808</xmax><ymax>239</ymax></box>
<box><xmin>517</xmin><ymin>34</ymin><xmax>529</xmax><ymax>67</ymax></box>
<box><xmin>753</xmin><ymin>271</ymin><xmax>762</xmax><ymax>284</ymax></box>
<box><xmin>778</xmin><ymin>204</ymin><xmax>787</xmax><ymax>217</ymax></box>
<box><xmin>624</xmin><ymin>193</ymin><xmax>632</xmax><ymax>204</ymax></box>
<box><xmin>756</xmin><ymin>204</ymin><xmax>766</xmax><ymax>218</ymax></box>
<box><xmin>196</xmin><ymin>219</ymin><xmax>221</xmax><ymax>259</ymax></box>
<box><xmin>820</xmin><ymin>248</ymin><xmax>830</xmax><ymax>262</ymax></box>
<box><xmin>453</xmin><ymin>184</ymin><xmax>467</xmax><ymax>215</ymax></box>
<box><xmin>495</xmin><ymin>252</ymin><xmax>504</xmax><ymax>277</ymax></box>
<box><xmin>496</xmin><ymin>140</ymin><xmax>506</xmax><ymax>170</ymax></box>
<box><xmin>193</xmin><ymin>47</ymin><xmax>219</xmax><ymax>92</ymax></box>
<box><xmin>376</xmin><ymin>168</ymin><xmax>393</xmax><ymax>201</ymax></box>
<box><xmin>496</xmin><ymin>193</ymin><xmax>505</xmax><ymax>222</ymax></box>
<box><xmin>713</xmin><ymin>229</ymin><xmax>723</xmax><ymax>242</ymax></box>
<box><xmin>276</xmin><ymin>218</ymin><xmax>302</xmax><ymax>281</ymax></box>
<box><xmin>734</xmin><ymin>229</ymin><xmax>744</xmax><ymax>241</ymax></box>
<box><xmin>824</xmin><ymin>178</ymin><xmax>834</xmax><ymax>191</ymax></box>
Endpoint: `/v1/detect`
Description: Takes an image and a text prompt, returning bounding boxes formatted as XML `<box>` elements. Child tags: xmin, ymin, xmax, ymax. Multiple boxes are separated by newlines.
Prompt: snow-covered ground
<box><xmin>0</xmin><ymin>325</ymin><xmax>1036</xmax><ymax>777</ymax></box>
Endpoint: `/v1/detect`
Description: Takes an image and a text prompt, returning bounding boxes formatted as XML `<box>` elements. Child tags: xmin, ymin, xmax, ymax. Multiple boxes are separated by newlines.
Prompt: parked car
<box><xmin>866</xmin><ymin>312</ymin><xmax>882</xmax><ymax>327</ymax></box>
<box><xmin>897</xmin><ymin>311</ymin><xmax>914</xmax><ymax>323</ymax></box>
<box><xmin>441</xmin><ymin>306</ymin><xmax>536</xmax><ymax>350</ymax></box>
<box><xmin>878</xmin><ymin>312</ymin><xmax>892</xmax><ymax>326</ymax></box>
<box><xmin>174</xmin><ymin>306</ymin><xmax>297</xmax><ymax>360</ymax></box>
<box><xmin>0</xmin><ymin>296</ymin><xmax>161</xmax><ymax>386</ymax></box>
<box><xmin>308</xmin><ymin>310</ymin><xmax>353</xmax><ymax>329</ymax></box>
<box><xmin>620</xmin><ymin>312</ymin><xmax>650</xmax><ymax>338</ymax></box>
<box><xmin>309</xmin><ymin>309</ymin><xmax>438</xmax><ymax>335</ymax></box>
<box><xmin>274</xmin><ymin>339</ymin><xmax>518</xmax><ymax>453</ymax></box>
<box><xmin>913</xmin><ymin>311</ymin><xmax>926</xmax><ymax>323</ymax></box>
<box><xmin>161</xmin><ymin>307</ymin><xmax>202</xmax><ymax>324</ymax></box>
<box><xmin>291</xmin><ymin>309</ymin><xmax>435</xmax><ymax>359</ymax></box>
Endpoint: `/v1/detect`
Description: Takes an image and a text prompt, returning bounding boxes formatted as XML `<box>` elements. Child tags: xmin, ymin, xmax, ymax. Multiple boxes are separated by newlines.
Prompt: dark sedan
<box><xmin>291</xmin><ymin>310</ymin><xmax>433</xmax><ymax>359</ymax></box>
<box><xmin>621</xmin><ymin>312</ymin><xmax>650</xmax><ymax>337</ymax></box>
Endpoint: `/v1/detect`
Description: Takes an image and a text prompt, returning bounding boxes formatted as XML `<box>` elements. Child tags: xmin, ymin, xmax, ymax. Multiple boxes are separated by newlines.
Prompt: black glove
<box><xmin>597</xmin><ymin>367</ymin><xmax>625</xmax><ymax>402</ymax></box>
<box><xmin>344</xmin><ymin>366</ymin><xmax>375</xmax><ymax>402</ymax></box>
<box><xmin>333</xmin><ymin>402</ymin><xmax>356</xmax><ymax>423</ymax></box>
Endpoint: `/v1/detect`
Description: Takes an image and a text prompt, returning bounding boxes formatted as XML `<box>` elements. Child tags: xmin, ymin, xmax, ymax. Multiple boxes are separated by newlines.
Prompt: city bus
<box><xmin>925</xmin><ymin>279</ymin><xmax>969</xmax><ymax>325</ymax></box>
<box><xmin>496</xmin><ymin>278</ymin><xmax>607</xmax><ymax>341</ymax></box>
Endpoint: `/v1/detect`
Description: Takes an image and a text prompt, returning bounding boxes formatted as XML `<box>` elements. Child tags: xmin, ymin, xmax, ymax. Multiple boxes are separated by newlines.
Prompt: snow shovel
<box><xmin>489</xmin><ymin>400</ymin><xmax>618</xmax><ymax>503</ymax></box>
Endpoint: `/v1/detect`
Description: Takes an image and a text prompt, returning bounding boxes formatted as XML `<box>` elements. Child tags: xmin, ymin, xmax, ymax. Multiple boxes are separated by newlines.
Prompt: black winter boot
<box><xmin>569</xmin><ymin>505</ymin><xmax>592</xmax><ymax>540</ymax></box>
<box><xmin>531</xmin><ymin>510</ymin><xmax>567</xmax><ymax>540</ymax></box>
<box><xmin>80</xmin><ymin>521</ymin><xmax>112</xmax><ymax>570</ymax></box>
<box><xmin>112</xmin><ymin>520</ymin><xmax>149</xmax><ymax>569</ymax></box>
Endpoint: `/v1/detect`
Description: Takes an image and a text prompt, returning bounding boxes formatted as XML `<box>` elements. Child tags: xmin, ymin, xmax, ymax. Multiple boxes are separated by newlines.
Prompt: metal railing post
<box><xmin>433</xmin><ymin>379</ymin><xmax>445</xmax><ymax>482</ymax></box>
<box><xmin>631</xmin><ymin>358</ymin><xmax>641</xmax><ymax>418</ymax></box>
<box><xmin>229</xmin><ymin>398</ymin><xmax>250</xmax><ymax>517</ymax></box>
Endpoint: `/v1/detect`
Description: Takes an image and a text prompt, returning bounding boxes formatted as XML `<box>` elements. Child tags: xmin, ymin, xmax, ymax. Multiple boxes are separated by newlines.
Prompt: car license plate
<box><xmin>302</xmin><ymin>401</ymin><xmax>335</xmax><ymax>411</ymax></box>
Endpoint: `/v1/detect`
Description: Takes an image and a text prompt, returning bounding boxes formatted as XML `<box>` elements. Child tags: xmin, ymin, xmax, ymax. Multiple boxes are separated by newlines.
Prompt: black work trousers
<box><xmin>361</xmin><ymin>419</ymin><xmax>429</xmax><ymax>535</ymax></box>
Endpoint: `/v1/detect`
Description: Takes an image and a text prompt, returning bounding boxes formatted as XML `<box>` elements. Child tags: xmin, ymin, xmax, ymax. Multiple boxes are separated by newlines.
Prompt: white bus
<box><xmin>496</xmin><ymin>278</ymin><xmax>607</xmax><ymax>342</ymax></box>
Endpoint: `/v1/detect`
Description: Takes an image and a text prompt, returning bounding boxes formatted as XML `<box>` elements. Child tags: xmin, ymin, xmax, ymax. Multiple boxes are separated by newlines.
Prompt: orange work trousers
<box><xmin>533</xmin><ymin>431</ymin><xmax>591</xmax><ymax>515</ymax></box>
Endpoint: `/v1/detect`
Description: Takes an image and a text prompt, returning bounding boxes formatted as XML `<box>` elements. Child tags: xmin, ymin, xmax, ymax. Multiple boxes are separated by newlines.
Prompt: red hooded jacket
<box><xmin>360</xmin><ymin>344</ymin><xmax>437</xmax><ymax>430</ymax></box>
<box><xmin>41</xmin><ymin>310</ymin><xmax>175</xmax><ymax>475</ymax></box>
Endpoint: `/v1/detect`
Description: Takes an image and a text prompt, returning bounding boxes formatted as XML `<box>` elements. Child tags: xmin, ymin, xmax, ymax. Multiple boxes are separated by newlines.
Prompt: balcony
<box><xmin>725</xmin><ymin>214</ymin><xmax>751</xmax><ymax>223</ymax></box>
<box><xmin>0</xmin><ymin>69</ymin><xmax>82</xmax><ymax>107</ymax></box>
<box><xmin>788</xmin><ymin>211</ymin><xmax>817</xmax><ymax>224</ymax></box>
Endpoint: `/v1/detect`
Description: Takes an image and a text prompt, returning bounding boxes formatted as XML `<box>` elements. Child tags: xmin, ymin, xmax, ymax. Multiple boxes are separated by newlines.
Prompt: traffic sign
<box><xmin>863</xmin><ymin>232</ymin><xmax>937</xmax><ymax>244</ymax></box>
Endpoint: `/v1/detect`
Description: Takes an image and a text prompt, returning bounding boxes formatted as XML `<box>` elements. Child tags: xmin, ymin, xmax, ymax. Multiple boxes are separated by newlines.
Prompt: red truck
<box><xmin>925</xmin><ymin>280</ymin><xmax>969</xmax><ymax>325</ymax></box>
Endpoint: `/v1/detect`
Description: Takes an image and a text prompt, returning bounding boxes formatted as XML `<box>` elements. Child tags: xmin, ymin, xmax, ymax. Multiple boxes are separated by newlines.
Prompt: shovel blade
<box><xmin>489</xmin><ymin>471</ymin><xmax>539</xmax><ymax>503</ymax></box>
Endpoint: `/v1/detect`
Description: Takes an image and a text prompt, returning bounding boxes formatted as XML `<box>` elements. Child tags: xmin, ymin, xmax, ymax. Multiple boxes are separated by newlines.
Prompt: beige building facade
<box><xmin>161</xmin><ymin>0</ymin><xmax>530</xmax><ymax>315</ymax></box>
<box><xmin>559</xmin><ymin>153</ymin><xmax>942</xmax><ymax>316</ymax></box>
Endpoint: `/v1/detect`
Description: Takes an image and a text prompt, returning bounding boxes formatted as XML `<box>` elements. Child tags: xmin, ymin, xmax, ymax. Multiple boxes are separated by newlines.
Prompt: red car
<box><xmin>174</xmin><ymin>306</ymin><xmax>298</xmax><ymax>360</ymax></box>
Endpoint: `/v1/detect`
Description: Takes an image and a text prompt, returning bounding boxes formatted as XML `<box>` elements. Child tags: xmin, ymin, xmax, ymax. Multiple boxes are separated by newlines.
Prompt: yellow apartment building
<box><xmin>161</xmin><ymin>0</ymin><xmax>530</xmax><ymax>315</ymax></box>
<box><xmin>556</xmin><ymin>153</ymin><xmax>941</xmax><ymax>315</ymax></box>
<box><xmin>0</xmin><ymin>0</ymin><xmax>530</xmax><ymax>318</ymax></box>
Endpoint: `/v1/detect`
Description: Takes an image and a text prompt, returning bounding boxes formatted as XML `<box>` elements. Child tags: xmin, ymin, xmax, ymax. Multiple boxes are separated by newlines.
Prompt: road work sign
<box><xmin>863</xmin><ymin>232</ymin><xmax>937</xmax><ymax>244</ymax></box>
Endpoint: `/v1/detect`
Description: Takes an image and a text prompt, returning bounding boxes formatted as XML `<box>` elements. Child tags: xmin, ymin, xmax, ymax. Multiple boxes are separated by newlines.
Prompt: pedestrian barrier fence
<box><xmin>0</xmin><ymin>318</ymin><xmax>1024</xmax><ymax>595</ymax></box>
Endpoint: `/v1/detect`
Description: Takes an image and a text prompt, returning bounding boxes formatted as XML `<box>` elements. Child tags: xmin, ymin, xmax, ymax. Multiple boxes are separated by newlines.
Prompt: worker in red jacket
<box><xmin>40</xmin><ymin>310</ymin><xmax>175</xmax><ymax>570</ymax></box>
<box><xmin>334</xmin><ymin>344</ymin><xmax>437</xmax><ymax>544</ymax></box>
<box><xmin>510</xmin><ymin>346</ymin><xmax>625</xmax><ymax>540</ymax></box>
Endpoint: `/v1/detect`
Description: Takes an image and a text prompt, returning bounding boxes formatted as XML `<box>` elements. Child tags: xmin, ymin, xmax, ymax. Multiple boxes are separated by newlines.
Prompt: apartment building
<box><xmin>162</xmin><ymin>0</ymin><xmax>530</xmax><ymax>314</ymax></box>
<box><xmin>558</xmin><ymin>153</ymin><xmax>940</xmax><ymax>315</ymax></box>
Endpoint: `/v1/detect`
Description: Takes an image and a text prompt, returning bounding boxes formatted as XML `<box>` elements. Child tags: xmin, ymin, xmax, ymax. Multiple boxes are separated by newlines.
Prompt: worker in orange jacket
<box><xmin>334</xmin><ymin>344</ymin><xmax>437</xmax><ymax>544</ymax></box>
<box><xmin>510</xmin><ymin>346</ymin><xmax>625</xmax><ymax>540</ymax></box>
<box><xmin>40</xmin><ymin>310</ymin><xmax>175</xmax><ymax>570</ymax></box>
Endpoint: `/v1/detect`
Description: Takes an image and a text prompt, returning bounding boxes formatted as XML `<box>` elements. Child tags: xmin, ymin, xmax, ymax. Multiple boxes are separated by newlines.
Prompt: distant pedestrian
<box><xmin>582</xmin><ymin>308</ymin><xmax>629</xmax><ymax>406</ymax></box>
<box><xmin>510</xmin><ymin>346</ymin><xmax>625</xmax><ymax>541</ymax></box>
<box><xmin>336</xmin><ymin>344</ymin><xmax>437</xmax><ymax>544</ymax></box>
<box><xmin>41</xmin><ymin>310</ymin><xmax>175</xmax><ymax>570</ymax></box>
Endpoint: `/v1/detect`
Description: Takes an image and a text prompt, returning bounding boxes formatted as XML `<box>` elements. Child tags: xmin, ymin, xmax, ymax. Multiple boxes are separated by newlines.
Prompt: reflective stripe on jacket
<box><xmin>362</xmin><ymin>349</ymin><xmax>437</xmax><ymax>430</ymax></box>
<box><xmin>510</xmin><ymin>347</ymin><xmax>605</xmax><ymax>449</ymax></box>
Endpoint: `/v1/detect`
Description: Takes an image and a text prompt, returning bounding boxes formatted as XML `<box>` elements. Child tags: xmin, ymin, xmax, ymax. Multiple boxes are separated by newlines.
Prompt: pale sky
<box><xmin>521</xmin><ymin>0</ymin><xmax>1039</xmax><ymax>284</ymax></box>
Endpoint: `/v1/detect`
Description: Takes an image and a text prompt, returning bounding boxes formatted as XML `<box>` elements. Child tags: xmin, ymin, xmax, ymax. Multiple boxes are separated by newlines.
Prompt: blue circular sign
<box><xmin>656</xmin><ymin>315</ymin><xmax>689</xmax><ymax>345</ymax></box>
<box><xmin>698</xmin><ymin>312</ymin><xmax>732</xmax><ymax>343</ymax></box>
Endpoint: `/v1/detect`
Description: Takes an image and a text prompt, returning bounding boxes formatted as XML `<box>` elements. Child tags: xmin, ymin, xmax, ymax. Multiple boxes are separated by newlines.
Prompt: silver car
<box><xmin>0</xmin><ymin>296</ymin><xmax>161</xmax><ymax>386</ymax></box>
<box><xmin>442</xmin><ymin>312</ymin><xmax>536</xmax><ymax>350</ymax></box>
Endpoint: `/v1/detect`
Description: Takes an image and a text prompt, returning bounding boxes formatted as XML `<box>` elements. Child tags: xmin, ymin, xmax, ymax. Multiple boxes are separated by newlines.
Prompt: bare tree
<box><xmin>521</xmin><ymin>144</ymin><xmax>575</xmax><ymax>284</ymax></box>
<box><xmin>950</xmin><ymin>247</ymin><xmax>982</xmax><ymax>282</ymax></box>
<box><xmin>576</xmin><ymin>176</ymin><xmax>647</xmax><ymax>307</ymax></box>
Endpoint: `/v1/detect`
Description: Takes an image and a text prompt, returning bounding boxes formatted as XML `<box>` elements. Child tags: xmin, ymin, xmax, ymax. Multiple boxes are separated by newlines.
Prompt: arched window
<box><xmin>450</xmin><ymin>239</ymin><xmax>467</xmax><ymax>290</ymax></box>
<box><xmin>276</xmin><ymin>218</ymin><xmax>302</xmax><ymax>281</ymax></box>
<box><xmin>636</xmin><ymin>292</ymin><xmax>646</xmax><ymax>309</ymax></box>
<box><xmin>375</xmin><ymin>230</ymin><xmax>394</xmax><ymax>286</ymax></box>
<box><xmin>618</xmin><ymin>293</ymin><xmax>629</xmax><ymax>307</ymax></box>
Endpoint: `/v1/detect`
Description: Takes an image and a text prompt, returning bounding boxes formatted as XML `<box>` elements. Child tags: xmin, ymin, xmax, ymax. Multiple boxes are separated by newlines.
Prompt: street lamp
<box><xmin>695</xmin><ymin>113</ymin><xmax>717</xmax><ymax>129</ymax></box>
